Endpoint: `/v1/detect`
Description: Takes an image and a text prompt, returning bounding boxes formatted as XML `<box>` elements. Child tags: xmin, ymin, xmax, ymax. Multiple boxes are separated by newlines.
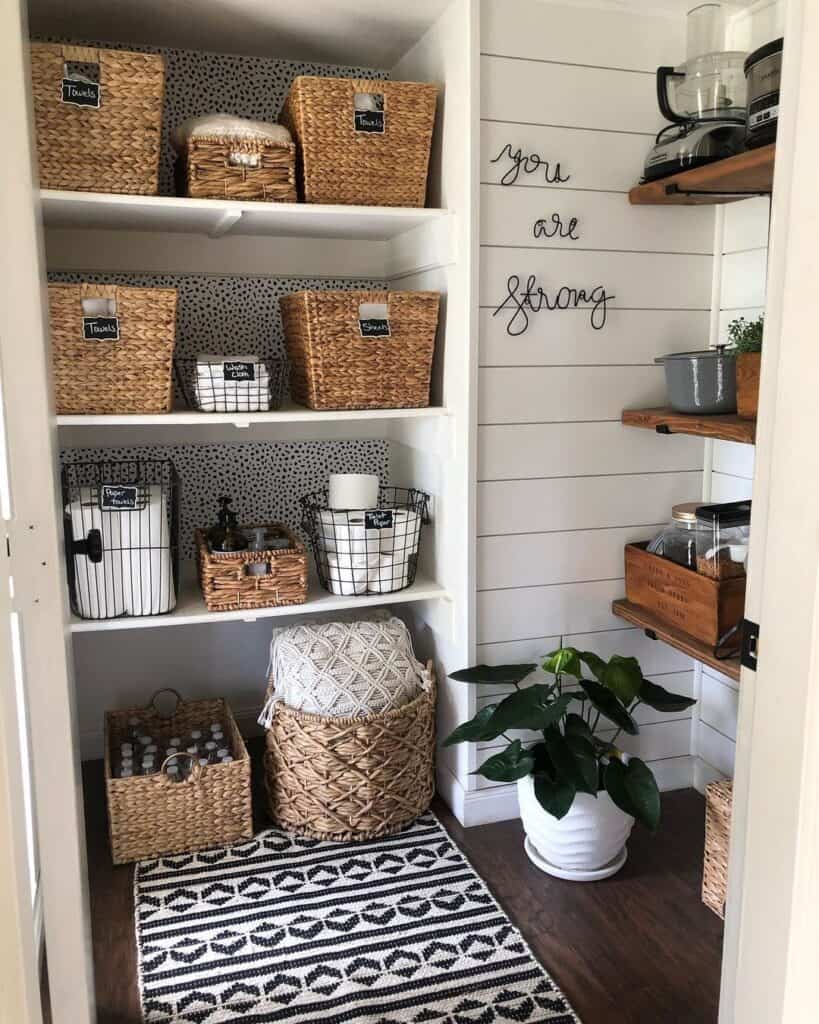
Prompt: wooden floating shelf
<box><xmin>612</xmin><ymin>599</ymin><xmax>741</xmax><ymax>683</ymax></box>
<box><xmin>622</xmin><ymin>407</ymin><xmax>756</xmax><ymax>445</ymax></box>
<box><xmin>629</xmin><ymin>144</ymin><xmax>775</xmax><ymax>206</ymax></box>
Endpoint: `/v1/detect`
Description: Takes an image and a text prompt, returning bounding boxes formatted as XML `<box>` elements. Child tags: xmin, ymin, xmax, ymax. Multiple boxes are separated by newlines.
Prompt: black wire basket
<box><xmin>174</xmin><ymin>356</ymin><xmax>287</xmax><ymax>413</ymax></box>
<box><xmin>62</xmin><ymin>459</ymin><xmax>180</xmax><ymax>620</ymax></box>
<box><xmin>300</xmin><ymin>486</ymin><xmax>430</xmax><ymax>596</ymax></box>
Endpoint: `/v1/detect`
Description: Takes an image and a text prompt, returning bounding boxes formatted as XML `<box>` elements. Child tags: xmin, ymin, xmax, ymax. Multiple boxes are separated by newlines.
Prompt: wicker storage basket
<box><xmin>263</xmin><ymin>661</ymin><xmax>436</xmax><ymax>841</ymax></box>
<box><xmin>105</xmin><ymin>689</ymin><xmax>252</xmax><ymax>864</ymax></box>
<box><xmin>280</xmin><ymin>290</ymin><xmax>439</xmax><ymax>410</ymax></box>
<box><xmin>703</xmin><ymin>779</ymin><xmax>733</xmax><ymax>918</ymax></box>
<box><xmin>176</xmin><ymin>135</ymin><xmax>297</xmax><ymax>202</ymax></box>
<box><xmin>280</xmin><ymin>77</ymin><xmax>437</xmax><ymax>207</ymax></box>
<box><xmin>30</xmin><ymin>43</ymin><xmax>164</xmax><ymax>195</ymax></box>
<box><xmin>196</xmin><ymin>524</ymin><xmax>308</xmax><ymax>612</ymax></box>
<box><xmin>49</xmin><ymin>283</ymin><xmax>176</xmax><ymax>415</ymax></box>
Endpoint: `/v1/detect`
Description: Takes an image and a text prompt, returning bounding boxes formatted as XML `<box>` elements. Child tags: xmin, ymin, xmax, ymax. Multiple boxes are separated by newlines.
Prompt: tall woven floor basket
<box><xmin>264</xmin><ymin>661</ymin><xmax>436</xmax><ymax>841</ymax></box>
<box><xmin>702</xmin><ymin>779</ymin><xmax>733</xmax><ymax>918</ymax></box>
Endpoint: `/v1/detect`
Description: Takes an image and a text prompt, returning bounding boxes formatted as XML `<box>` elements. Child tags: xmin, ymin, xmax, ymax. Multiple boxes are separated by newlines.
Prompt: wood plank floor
<box><xmin>79</xmin><ymin>741</ymin><xmax>723</xmax><ymax>1023</ymax></box>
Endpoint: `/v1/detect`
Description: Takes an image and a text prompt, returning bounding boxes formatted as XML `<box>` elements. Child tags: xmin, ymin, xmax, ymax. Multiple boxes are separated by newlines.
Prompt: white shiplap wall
<box><xmin>471</xmin><ymin>0</ymin><xmax>715</xmax><ymax>824</ymax></box>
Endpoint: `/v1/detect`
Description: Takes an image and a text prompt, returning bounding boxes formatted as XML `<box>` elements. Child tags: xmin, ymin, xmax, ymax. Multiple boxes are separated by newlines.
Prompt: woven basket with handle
<box><xmin>264</xmin><ymin>661</ymin><xmax>436</xmax><ymax>841</ymax></box>
<box><xmin>176</xmin><ymin>135</ymin><xmax>297</xmax><ymax>202</ymax></box>
<box><xmin>105</xmin><ymin>689</ymin><xmax>252</xmax><ymax>865</ymax></box>
<box><xmin>279</xmin><ymin>289</ymin><xmax>439</xmax><ymax>410</ymax></box>
<box><xmin>30</xmin><ymin>43</ymin><xmax>164</xmax><ymax>195</ymax></box>
<box><xmin>48</xmin><ymin>283</ymin><xmax>176</xmax><ymax>415</ymax></box>
<box><xmin>702</xmin><ymin>779</ymin><xmax>733</xmax><ymax>918</ymax></box>
<box><xmin>280</xmin><ymin>76</ymin><xmax>437</xmax><ymax>207</ymax></box>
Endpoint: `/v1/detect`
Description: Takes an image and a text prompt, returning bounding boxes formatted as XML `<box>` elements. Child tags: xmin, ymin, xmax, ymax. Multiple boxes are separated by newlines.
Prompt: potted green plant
<box><xmin>727</xmin><ymin>314</ymin><xmax>763</xmax><ymax>419</ymax></box>
<box><xmin>445</xmin><ymin>648</ymin><xmax>696</xmax><ymax>880</ymax></box>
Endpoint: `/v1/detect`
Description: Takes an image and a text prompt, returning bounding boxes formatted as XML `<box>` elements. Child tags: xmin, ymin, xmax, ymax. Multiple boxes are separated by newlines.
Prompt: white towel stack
<box><xmin>193</xmin><ymin>354</ymin><xmax>271</xmax><ymax>413</ymax></box>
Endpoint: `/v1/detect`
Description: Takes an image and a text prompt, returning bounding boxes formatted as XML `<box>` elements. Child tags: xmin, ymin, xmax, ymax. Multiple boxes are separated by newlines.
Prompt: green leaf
<box><xmin>639</xmin><ymin>677</ymin><xmax>697</xmax><ymax>713</ymax></box>
<box><xmin>542</xmin><ymin>647</ymin><xmax>582</xmax><ymax>678</ymax></box>
<box><xmin>565</xmin><ymin>735</ymin><xmax>600</xmax><ymax>794</ymax></box>
<box><xmin>603</xmin><ymin>758</ymin><xmax>633</xmax><ymax>818</ymax></box>
<box><xmin>577</xmin><ymin>678</ymin><xmax>639</xmax><ymax>735</ymax></box>
<box><xmin>544</xmin><ymin>730</ymin><xmax>597</xmax><ymax>795</ymax></box>
<box><xmin>563</xmin><ymin>712</ymin><xmax>594</xmax><ymax>743</ymax></box>
<box><xmin>577</xmin><ymin>650</ymin><xmax>607</xmax><ymax>681</ymax></box>
<box><xmin>604</xmin><ymin>757</ymin><xmax>661</xmax><ymax>832</ymax></box>
<box><xmin>474</xmin><ymin>740</ymin><xmax>535</xmax><ymax>782</ymax></box>
<box><xmin>485</xmin><ymin>687</ymin><xmax>573</xmax><ymax>735</ymax></box>
<box><xmin>602</xmin><ymin>655</ymin><xmax>643</xmax><ymax>705</ymax></box>
<box><xmin>442</xmin><ymin>704</ymin><xmax>498</xmax><ymax>747</ymax></box>
<box><xmin>449</xmin><ymin>664</ymin><xmax>536</xmax><ymax>686</ymax></box>
<box><xmin>534</xmin><ymin>772</ymin><xmax>576</xmax><ymax>819</ymax></box>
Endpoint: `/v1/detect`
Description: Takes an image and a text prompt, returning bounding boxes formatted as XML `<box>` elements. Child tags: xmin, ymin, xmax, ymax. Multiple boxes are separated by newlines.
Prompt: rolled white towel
<box><xmin>171</xmin><ymin>115</ymin><xmax>292</xmax><ymax>152</ymax></box>
<box><xmin>194</xmin><ymin>354</ymin><xmax>271</xmax><ymax>413</ymax></box>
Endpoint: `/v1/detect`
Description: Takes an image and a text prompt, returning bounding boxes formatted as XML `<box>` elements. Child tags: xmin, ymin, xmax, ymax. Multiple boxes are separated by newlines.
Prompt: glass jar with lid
<box><xmin>647</xmin><ymin>502</ymin><xmax>707</xmax><ymax>570</ymax></box>
<box><xmin>695</xmin><ymin>500</ymin><xmax>751</xmax><ymax>579</ymax></box>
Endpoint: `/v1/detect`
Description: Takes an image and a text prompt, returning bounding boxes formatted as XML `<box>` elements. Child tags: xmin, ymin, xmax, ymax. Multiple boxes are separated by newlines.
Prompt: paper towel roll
<box><xmin>328</xmin><ymin>474</ymin><xmax>379</xmax><ymax>510</ymax></box>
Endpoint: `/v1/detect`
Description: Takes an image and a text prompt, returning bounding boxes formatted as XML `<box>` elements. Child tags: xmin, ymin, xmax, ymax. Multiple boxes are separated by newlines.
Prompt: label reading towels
<box><xmin>82</xmin><ymin>316</ymin><xmax>120</xmax><ymax>341</ymax></box>
<box><xmin>354</xmin><ymin>109</ymin><xmax>385</xmax><ymax>133</ymax></box>
<box><xmin>223</xmin><ymin>361</ymin><xmax>256</xmax><ymax>381</ymax></box>
<box><xmin>359</xmin><ymin>318</ymin><xmax>391</xmax><ymax>338</ymax></box>
<box><xmin>365</xmin><ymin>509</ymin><xmax>394</xmax><ymax>530</ymax></box>
<box><xmin>100</xmin><ymin>485</ymin><xmax>139</xmax><ymax>511</ymax></box>
<box><xmin>61</xmin><ymin>78</ymin><xmax>101</xmax><ymax>108</ymax></box>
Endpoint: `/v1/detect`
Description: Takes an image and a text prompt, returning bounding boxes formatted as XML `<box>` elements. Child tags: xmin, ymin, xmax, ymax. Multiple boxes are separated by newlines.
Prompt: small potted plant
<box><xmin>445</xmin><ymin>648</ymin><xmax>696</xmax><ymax>880</ymax></box>
<box><xmin>727</xmin><ymin>314</ymin><xmax>763</xmax><ymax>419</ymax></box>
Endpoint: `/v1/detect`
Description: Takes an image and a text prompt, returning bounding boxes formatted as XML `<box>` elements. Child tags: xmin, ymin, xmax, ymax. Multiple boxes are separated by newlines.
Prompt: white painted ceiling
<box><xmin>26</xmin><ymin>0</ymin><xmax>454</xmax><ymax>69</ymax></box>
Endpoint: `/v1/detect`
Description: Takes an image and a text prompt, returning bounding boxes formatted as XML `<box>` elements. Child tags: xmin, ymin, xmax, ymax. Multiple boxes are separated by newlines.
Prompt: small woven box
<box><xmin>702</xmin><ymin>779</ymin><xmax>733</xmax><ymax>918</ymax></box>
<box><xmin>105</xmin><ymin>690</ymin><xmax>252</xmax><ymax>865</ymax></box>
<box><xmin>176</xmin><ymin>135</ymin><xmax>297</xmax><ymax>202</ymax></box>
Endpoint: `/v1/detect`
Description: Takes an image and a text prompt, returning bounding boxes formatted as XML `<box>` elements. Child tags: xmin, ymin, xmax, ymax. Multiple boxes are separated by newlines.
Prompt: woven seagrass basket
<box><xmin>30</xmin><ymin>43</ymin><xmax>164</xmax><ymax>195</ymax></box>
<box><xmin>105</xmin><ymin>689</ymin><xmax>252</xmax><ymax>864</ymax></box>
<box><xmin>279</xmin><ymin>290</ymin><xmax>439</xmax><ymax>410</ymax></box>
<box><xmin>195</xmin><ymin>525</ymin><xmax>308</xmax><ymax>612</ymax></box>
<box><xmin>263</xmin><ymin>662</ymin><xmax>436</xmax><ymax>841</ymax></box>
<box><xmin>48</xmin><ymin>283</ymin><xmax>177</xmax><ymax>415</ymax></box>
<box><xmin>703</xmin><ymin>779</ymin><xmax>733</xmax><ymax>918</ymax></box>
<box><xmin>176</xmin><ymin>135</ymin><xmax>297</xmax><ymax>202</ymax></box>
<box><xmin>280</xmin><ymin>76</ymin><xmax>437</xmax><ymax>207</ymax></box>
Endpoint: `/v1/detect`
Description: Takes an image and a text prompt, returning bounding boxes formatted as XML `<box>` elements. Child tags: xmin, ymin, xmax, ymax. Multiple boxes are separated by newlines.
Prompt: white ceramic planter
<box><xmin>517</xmin><ymin>775</ymin><xmax>635</xmax><ymax>881</ymax></box>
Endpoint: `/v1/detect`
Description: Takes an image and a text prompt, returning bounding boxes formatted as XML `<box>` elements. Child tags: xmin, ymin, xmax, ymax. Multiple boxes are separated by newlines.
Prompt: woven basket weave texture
<box><xmin>49</xmin><ymin>283</ymin><xmax>176</xmax><ymax>415</ymax></box>
<box><xmin>105</xmin><ymin>693</ymin><xmax>252</xmax><ymax>864</ymax></box>
<box><xmin>279</xmin><ymin>290</ymin><xmax>439</xmax><ymax>411</ymax></box>
<box><xmin>280</xmin><ymin>76</ymin><xmax>437</xmax><ymax>207</ymax></box>
<box><xmin>702</xmin><ymin>779</ymin><xmax>733</xmax><ymax>918</ymax></box>
<box><xmin>31</xmin><ymin>43</ymin><xmax>164</xmax><ymax>195</ymax></box>
<box><xmin>178</xmin><ymin>136</ymin><xmax>297</xmax><ymax>202</ymax></box>
<box><xmin>264</xmin><ymin>661</ymin><xmax>436</xmax><ymax>842</ymax></box>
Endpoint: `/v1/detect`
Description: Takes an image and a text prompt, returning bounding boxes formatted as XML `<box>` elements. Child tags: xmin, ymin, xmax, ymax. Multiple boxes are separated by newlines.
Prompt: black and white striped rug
<box><xmin>135</xmin><ymin>812</ymin><xmax>580</xmax><ymax>1023</ymax></box>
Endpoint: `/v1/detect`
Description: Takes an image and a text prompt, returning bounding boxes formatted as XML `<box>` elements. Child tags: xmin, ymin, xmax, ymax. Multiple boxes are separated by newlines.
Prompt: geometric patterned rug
<box><xmin>134</xmin><ymin>811</ymin><xmax>581</xmax><ymax>1023</ymax></box>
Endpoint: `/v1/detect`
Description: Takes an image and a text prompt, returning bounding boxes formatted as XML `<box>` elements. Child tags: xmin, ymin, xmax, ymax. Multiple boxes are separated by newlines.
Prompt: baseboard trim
<box><xmin>693</xmin><ymin>756</ymin><xmax>729</xmax><ymax>795</ymax></box>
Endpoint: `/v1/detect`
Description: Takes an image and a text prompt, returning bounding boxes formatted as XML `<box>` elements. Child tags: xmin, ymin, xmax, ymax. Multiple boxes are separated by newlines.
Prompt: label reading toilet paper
<box><xmin>82</xmin><ymin>316</ymin><xmax>120</xmax><ymax>341</ymax></box>
<box><xmin>223</xmin><ymin>361</ymin><xmax>256</xmax><ymax>381</ymax></box>
<box><xmin>359</xmin><ymin>317</ymin><xmax>391</xmax><ymax>338</ymax></box>
<box><xmin>61</xmin><ymin>78</ymin><xmax>101</xmax><ymax>108</ymax></box>
<box><xmin>100</xmin><ymin>484</ymin><xmax>139</xmax><ymax>511</ymax></box>
<box><xmin>365</xmin><ymin>509</ymin><xmax>394</xmax><ymax>530</ymax></box>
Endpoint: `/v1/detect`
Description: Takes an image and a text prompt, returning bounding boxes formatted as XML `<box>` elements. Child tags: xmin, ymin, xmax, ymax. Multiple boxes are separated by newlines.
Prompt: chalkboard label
<box><xmin>82</xmin><ymin>316</ymin><xmax>120</xmax><ymax>341</ymax></box>
<box><xmin>359</xmin><ymin>317</ymin><xmax>391</xmax><ymax>338</ymax></box>
<box><xmin>100</xmin><ymin>484</ymin><xmax>139</xmax><ymax>511</ymax></box>
<box><xmin>354</xmin><ymin>109</ymin><xmax>385</xmax><ymax>134</ymax></box>
<box><xmin>223</xmin><ymin>361</ymin><xmax>256</xmax><ymax>381</ymax></box>
<box><xmin>365</xmin><ymin>509</ymin><xmax>394</xmax><ymax>530</ymax></box>
<box><xmin>61</xmin><ymin>78</ymin><xmax>101</xmax><ymax>108</ymax></box>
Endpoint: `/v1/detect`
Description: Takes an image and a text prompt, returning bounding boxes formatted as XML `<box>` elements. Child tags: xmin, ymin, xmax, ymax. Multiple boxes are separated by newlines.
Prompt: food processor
<box><xmin>642</xmin><ymin>4</ymin><xmax>748</xmax><ymax>183</ymax></box>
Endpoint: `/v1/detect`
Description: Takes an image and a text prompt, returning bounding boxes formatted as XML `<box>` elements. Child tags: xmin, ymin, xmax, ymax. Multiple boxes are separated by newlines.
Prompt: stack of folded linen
<box><xmin>193</xmin><ymin>353</ymin><xmax>271</xmax><ymax>412</ymax></box>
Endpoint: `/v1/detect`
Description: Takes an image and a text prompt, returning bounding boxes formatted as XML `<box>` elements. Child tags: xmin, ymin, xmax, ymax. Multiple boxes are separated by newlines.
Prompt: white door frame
<box><xmin>720</xmin><ymin>0</ymin><xmax>819</xmax><ymax>1020</ymax></box>
<box><xmin>0</xmin><ymin>2</ymin><xmax>95</xmax><ymax>1021</ymax></box>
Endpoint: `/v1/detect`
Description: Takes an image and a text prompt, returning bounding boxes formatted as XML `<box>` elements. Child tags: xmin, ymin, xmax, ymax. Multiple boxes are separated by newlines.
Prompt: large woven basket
<box><xmin>264</xmin><ymin>661</ymin><xmax>436</xmax><ymax>841</ymax></box>
<box><xmin>196</xmin><ymin>524</ymin><xmax>308</xmax><ymax>612</ymax></box>
<box><xmin>703</xmin><ymin>779</ymin><xmax>733</xmax><ymax>918</ymax></box>
<box><xmin>176</xmin><ymin>135</ymin><xmax>297</xmax><ymax>202</ymax></box>
<box><xmin>30</xmin><ymin>43</ymin><xmax>164</xmax><ymax>195</ymax></box>
<box><xmin>48</xmin><ymin>283</ymin><xmax>176</xmax><ymax>414</ymax></box>
<box><xmin>279</xmin><ymin>290</ymin><xmax>439</xmax><ymax>410</ymax></box>
<box><xmin>280</xmin><ymin>76</ymin><xmax>437</xmax><ymax>207</ymax></box>
<box><xmin>105</xmin><ymin>689</ymin><xmax>252</xmax><ymax>864</ymax></box>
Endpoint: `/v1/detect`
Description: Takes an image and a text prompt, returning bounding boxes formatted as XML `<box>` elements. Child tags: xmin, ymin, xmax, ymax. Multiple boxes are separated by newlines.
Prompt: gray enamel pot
<box><xmin>655</xmin><ymin>348</ymin><xmax>737</xmax><ymax>415</ymax></box>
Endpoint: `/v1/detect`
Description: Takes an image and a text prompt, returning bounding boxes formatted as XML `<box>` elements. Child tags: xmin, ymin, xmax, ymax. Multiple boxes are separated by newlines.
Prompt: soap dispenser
<box><xmin>209</xmin><ymin>496</ymin><xmax>248</xmax><ymax>553</ymax></box>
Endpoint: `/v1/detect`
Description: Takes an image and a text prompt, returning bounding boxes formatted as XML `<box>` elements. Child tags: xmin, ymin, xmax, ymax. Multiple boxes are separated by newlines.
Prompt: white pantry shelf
<box><xmin>69</xmin><ymin>568</ymin><xmax>449</xmax><ymax>633</ymax></box>
<box><xmin>40</xmin><ymin>189</ymin><xmax>450</xmax><ymax>242</ymax></box>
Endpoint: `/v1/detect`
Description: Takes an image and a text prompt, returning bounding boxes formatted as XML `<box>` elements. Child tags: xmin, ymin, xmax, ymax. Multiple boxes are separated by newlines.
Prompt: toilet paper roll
<box><xmin>325</xmin><ymin>552</ymin><xmax>379</xmax><ymax>596</ymax></box>
<box><xmin>318</xmin><ymin>511</ymin><xmax>381</xmax><ymax>556</ymax></box>
<box><xmin>367</xmin><ymin>553</ymin><xmax>410</xmax><ymax>594</ymax></box>
<box><xmin>381</xmin><ymin>510</ymin><xmax>422</xmax><ymax>558</ymax></box>
<box><xmin>328</xmin><ymin>474</ymin><xmax>379</xmax><ymax>511</ymax></box>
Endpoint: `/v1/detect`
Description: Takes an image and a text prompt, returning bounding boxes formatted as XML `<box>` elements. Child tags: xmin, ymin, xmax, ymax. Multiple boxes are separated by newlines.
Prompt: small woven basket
<box><xmin>196</xmin><ymin>524</ymin><xmax>308</xmax><ymax>612</ymax></box>
<box><xmin>49</xmin><ymin>283</ymin><xmax>177</xmax><ymax>415</ymax></box>
<box><xmin>175</xmin><ymin>135</ymin><xmax>297</xmax><ymax>202</ymax></box>
<box><xmin>703</xmin><ymin>779</ymin><xmax>733</xmax><ymax>918</ymax></box>
<box><xmin>279</xmin><ymin>290</ymin><xmax>439</xmax><ymax>410</ymax></box>
<box><xmin>280</xmin><ymin>76</ymin><xmax>437</xmax><ymax>207</ymax></box>
<box><xmin>30</xmin><ymin>43</ymin><xmax>164</xmax><ymax>195</ymax></box>
<box><xmin>264</xmin><ymin>662</ymin><xmax>436</xmax><ymax>842</ymax></box>
<box><xmin>105</xmin><ymin>689</ymin><xmax>252</xmax><ymax>865</ymax></box>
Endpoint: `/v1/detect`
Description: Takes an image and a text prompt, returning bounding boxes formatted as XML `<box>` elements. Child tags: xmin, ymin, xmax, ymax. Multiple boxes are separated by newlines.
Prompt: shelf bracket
<box><xmin>644</xmin><ymin>628</ymin><xmax>658</xmax><ymax>641</ymax></box>
<box><xmin>208</xmin><ymin>208</ymin><xmax>243</xmax><ymax>238</ymax></box>
<box><xmin>664</xmin><ymin>184</ymin><xmax>770</xmax><ymax>199</ymax></box>
<box><xmin>655</xmin><ymin>424</ymin><xmax>673</xmax><ymax>435</ymax></box>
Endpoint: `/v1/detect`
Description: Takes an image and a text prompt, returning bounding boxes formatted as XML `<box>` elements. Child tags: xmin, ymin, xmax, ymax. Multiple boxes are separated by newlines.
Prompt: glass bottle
<box><xmin>646</xmin><ymin>502</ymin><xmax>707</xmax><ymax>570</ymax></box>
